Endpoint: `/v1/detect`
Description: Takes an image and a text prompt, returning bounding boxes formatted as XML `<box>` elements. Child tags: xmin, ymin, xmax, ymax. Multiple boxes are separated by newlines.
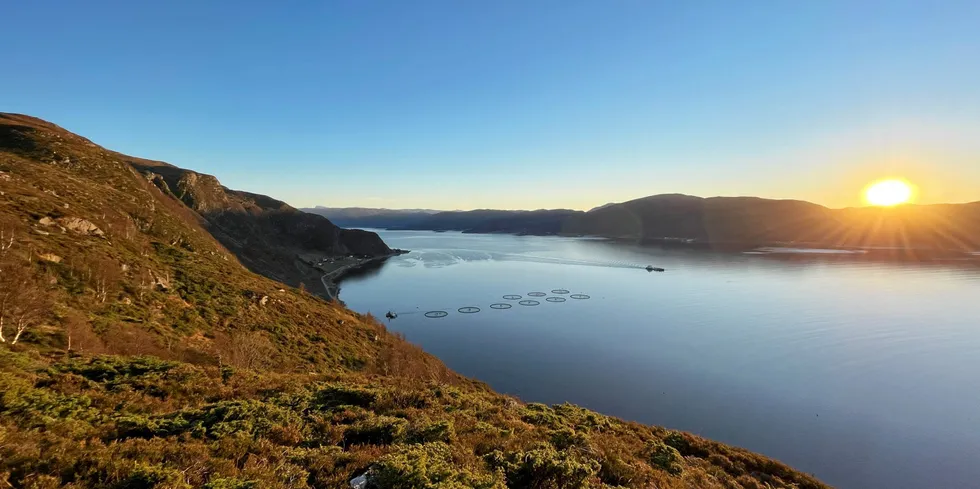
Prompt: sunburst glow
<box><xmin>864</xmin><ymin>179</ymin><xmax>913</xmax><ymax>207</ymax></box>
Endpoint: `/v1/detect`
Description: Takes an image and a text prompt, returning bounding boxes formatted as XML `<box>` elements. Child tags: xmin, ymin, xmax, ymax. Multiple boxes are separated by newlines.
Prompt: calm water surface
<box><xmin>338</xmin><ymin>230</ymin><xmax>980</xmax><ymax>489</ymax></box>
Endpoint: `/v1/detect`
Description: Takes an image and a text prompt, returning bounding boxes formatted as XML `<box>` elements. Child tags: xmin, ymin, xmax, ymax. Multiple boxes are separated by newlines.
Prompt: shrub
<box><xmin>313</xmin><ymin>384</ymin><xmax>379</xmax><ymax>409</ymax></box>
<box><xmin>220</xmin><ymin>365</ymin><xmax>235</xmax><ymax>382</ymax></box>
<box><xmin>598</xmin><ymin>455</ymin><xmax>640</xmax><ymax>487</ymax></box>
<box><xmin>343</xmin><ymin>415</ymin><xmax>408</xmax><ymax>446</ymax></box>
<box><xmin>520</xmin><ymin>403</ymin><xmax>563</xmax><ymax>428</ymax></box>
<box><xmin>203</xmin><ymin>478</ymin><xmax>257</xmax><ymax>489</ymax></box>
<box><xmin>486</xmin><ymin>444</ymin><xmax>598</xmax><ymax>489</ymax></box>
<box><xmin>736</xmin><ymin>474</ymin><xmax>766</xmax><ymax>489</ymax></box>
<box><xmin>188</xmin><ymin>400</ymin><xmax>302</xmax><ymax>439</ymax></box>
<box><xmin>20</xmin><ymin>474</ymin><xmax>61</xmax><ymax>489</ymax></box>
<box><xmin>119</xmin><ymin>463</ymin><xmax>192</xmax><ymax>489</ymax></box>
<box><xmin>552</xmin><ymin>403</ymin><xmax>613</xmax><ymax>432</ymax></box>
<box><xmin>115</xmin><ymin>414</ymin><xmax>178</xmax><ymax>439</ymax></box>
<box><xmin>54</xmin><ymin>355</ymin><xmax>203</xmax><ymax>399</ymax></box>
<box><xmin>116</xmin><ymin>400</ymin><xmax>302</xmax><ymax>440</ymax></box>
<box><xmin>548</xmin><ymin>427</ymin><xmax>590</xmax><ymax>450</ymax></box>
<box><xmin>663</xmin><ymin>431</ymin><xmax>709</xmax><ymax>458</ymax></box>
<box><xmin>647</xmin><ymin>441</ymin><xmax>683</xmax><ymax>475</ymax></box>
<box><xmin>369</xmin><ymin>443</ymin><xmax>504</xmax><ymax>489</ymax></box>
<box><xmin>0</xmin><ymin>379</ymin><xmax>99</xmax><ymax>424</ymax></box>
<box><xmin>388</xmin><ymin>389</ymin><xmax>433</xmax><ymax>409</ymax></box>
<box><xmin>707</xmin><ymin>453</ymin><xmax>739</xmax><ymax>475</ymax></box>
<box><xmin>58</xmin><ymin>355</ymin><xmax>178</xmax><ymax>383</ymax></box>
<box><xmin>408</xmin><ymin>420</ymin><xmax>455</xmax><ymax>444</ymax></box>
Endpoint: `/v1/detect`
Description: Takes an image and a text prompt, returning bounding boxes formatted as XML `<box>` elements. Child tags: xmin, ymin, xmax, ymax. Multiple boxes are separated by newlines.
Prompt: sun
<box><xmin>864</xmin><ymin>179</ymin><xmax>913</xmax><ymax>207</ymax></box>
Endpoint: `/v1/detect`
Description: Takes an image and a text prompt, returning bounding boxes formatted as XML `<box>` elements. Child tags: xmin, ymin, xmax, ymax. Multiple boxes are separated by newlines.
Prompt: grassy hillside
<box><xmin>0</xmin><ymin>350</ymin><xmax>828</xmax><ymax>489</ymax></box>
<box><xmin>0</xmin><ymin>113</ymin><xmax>828</xmax><ymax>488</ymax></box>
<box><xmin>0</xmin><ymin>113</ymin><xmax>437</xmax><ymax>374</ymax></box>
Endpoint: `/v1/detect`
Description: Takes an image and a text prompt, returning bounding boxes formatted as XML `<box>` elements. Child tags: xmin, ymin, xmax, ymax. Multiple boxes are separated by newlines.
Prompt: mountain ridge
<box><xmin>302</xmin><ymin>207</ymin><xmax>440</xmax><ymax>230</ymax></box>
<box><xmin>318</xmin><ymin>194</ymin><xmax>980</xmax><ymax>253</ymax></box>
<box><xmin>1</xmin><ymin>113</ymin><xmax>394</xmax><ymax>292</ymax></box>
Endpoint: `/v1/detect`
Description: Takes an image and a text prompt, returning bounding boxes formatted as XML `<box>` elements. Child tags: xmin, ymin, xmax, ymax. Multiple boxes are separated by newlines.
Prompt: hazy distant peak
<box><xmin>588</xmin><ymin>202</ymin><xmax>617</xmax><ymax>212</ymax></box>
<box><xmin>308</xmin><ymin>206</ymin><xmax>440</xmax><ymax>214</ymax></box>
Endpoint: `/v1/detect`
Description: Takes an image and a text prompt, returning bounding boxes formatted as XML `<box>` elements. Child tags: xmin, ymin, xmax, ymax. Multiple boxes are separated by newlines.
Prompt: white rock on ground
<box><xmin>349</xmin><ymin>473</ymin><xmax>369</xmax><ymax>488</ymax></box>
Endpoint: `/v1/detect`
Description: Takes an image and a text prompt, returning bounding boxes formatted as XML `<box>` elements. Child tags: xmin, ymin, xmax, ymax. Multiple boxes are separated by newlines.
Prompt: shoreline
<box><xmin>376</xmin><ymin>228</ymin><xmax>980</xmax><ymax>261</ymax></box>
<box><xmin>319</xmin><ymin>250</ymin><xmax>408</xmax><ymax>300</ymax></box>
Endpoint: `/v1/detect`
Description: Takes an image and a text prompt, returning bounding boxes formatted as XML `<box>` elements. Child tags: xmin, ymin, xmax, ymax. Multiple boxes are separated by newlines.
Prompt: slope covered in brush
<box><xmin>0</xmin><ymin>113</ymin><xmax>828</xmax><ymax>489</ymax></box>
<box><xmin>0</xmin><ymin>113</ymin><xmax>392</xmax><ymax>292</ymax></box>
<box><xmin>0</xmin><ymin>112</ymin><xmax>434</xmax><ymax>373</ymax></box>
<box><xmin>0</xmin><ymin>350</ymin><xmax>828</xmax><ymax>489</ymax></box>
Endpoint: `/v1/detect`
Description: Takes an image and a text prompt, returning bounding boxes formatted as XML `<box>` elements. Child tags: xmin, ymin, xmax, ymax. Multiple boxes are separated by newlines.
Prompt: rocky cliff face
<box><xmin>127</xmin><ymin>160</ymin><xmax>391</xmax><ymax>289</ymax></box>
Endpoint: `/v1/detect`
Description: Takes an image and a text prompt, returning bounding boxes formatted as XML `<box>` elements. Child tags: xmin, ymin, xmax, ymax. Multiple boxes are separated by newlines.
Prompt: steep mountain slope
<box><xmin>0</xmin><ymin>112</ymin><xmax>436</xmax><ymax>373</ymax></box>
<box><xmin>0</xmin><ymin>113</ymin><xmax>828</xmax><ymax>489</ymax></box>
<box><xmin>126</xmin><ymin>158</ymin><xmax>392</xmax><ymax>290</ymax></box>
<box><xmin>0</xmin><ymin>114</ymin><xmax>392</xmax><ymax>293</ymax></box>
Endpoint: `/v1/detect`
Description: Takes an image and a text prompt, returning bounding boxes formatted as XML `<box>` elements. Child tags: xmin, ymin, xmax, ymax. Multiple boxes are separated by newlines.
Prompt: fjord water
<box><xmin>338</xmin><ymin>230</ymin><xmax>980</xmax><ymax>489</ymax></box>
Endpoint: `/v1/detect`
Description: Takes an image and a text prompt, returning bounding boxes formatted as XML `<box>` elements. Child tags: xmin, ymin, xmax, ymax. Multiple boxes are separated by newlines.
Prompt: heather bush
<box><xmin>369</xmin><ymin>443</ymin><xmax>504</xmax><ymax>489</ymax></box>
<box><xmin>485</xmin><ymin>444</ymin><xmax>599</xmax><ymax>489</ymax></box>
<box><xmin>647</xmin><ymin>441</ymin><xmax>684</xmax><ymax>475</ymax></box>
<box><xmin>343</xmin><ymin>415</ymin><xmax>408</xmax><ymax>446</ymax></box>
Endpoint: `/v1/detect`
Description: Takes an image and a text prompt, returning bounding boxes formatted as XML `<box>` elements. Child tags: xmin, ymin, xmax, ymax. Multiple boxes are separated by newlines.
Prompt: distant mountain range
<box><xmin>303</xmin><ymin>207</ymin><xmax>584</xmax><ymax>235</ymax></box>
<box><xmin>310</xmin><ymin>194</ymin><xmax>980</xmax><ymax>253</ymax></box>
<box><xmin>302</xmin><ymin>207</ymin><xmax>439</xmax><ymax>229</ymax></box>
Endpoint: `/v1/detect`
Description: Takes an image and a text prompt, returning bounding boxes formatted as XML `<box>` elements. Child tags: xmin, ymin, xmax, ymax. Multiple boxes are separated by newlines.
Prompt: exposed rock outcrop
<box><xmin>57</xmin><ymin>217</ymin><xmax>104</xmax><ymax>237</ymax></box>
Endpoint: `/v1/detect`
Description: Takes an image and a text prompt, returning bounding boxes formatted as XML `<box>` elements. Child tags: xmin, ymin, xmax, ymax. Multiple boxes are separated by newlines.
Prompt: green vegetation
<box><xmin>0</xmin><ymin>351</ymin><xmax>827</xmax><ymax>488</ymax></box>
<box><xmin>0</xmin><ymin>113</ymin><xmax>829</xmax><ymax>488</ymax></box>
<box><xmin>647</xmin><ymin>441</ymin><xmax>684</xmax><ymax>475</ymax></box>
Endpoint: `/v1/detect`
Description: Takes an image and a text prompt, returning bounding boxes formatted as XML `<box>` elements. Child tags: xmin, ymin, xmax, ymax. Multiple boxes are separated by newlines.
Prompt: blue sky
<box><xmin>3</xmin><ymin>1</ymin><xmax>978</xmax><ymax>210</ymax></box>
